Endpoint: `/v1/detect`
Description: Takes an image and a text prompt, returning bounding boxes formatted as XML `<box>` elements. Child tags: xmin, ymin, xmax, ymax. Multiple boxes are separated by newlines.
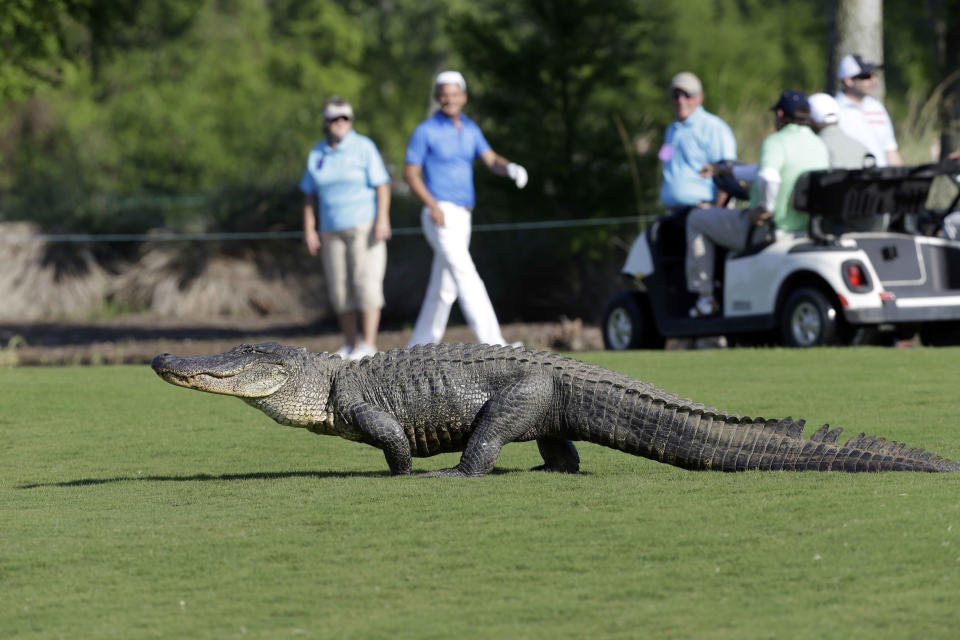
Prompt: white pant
<box><xmin>408</xmin><ymin>202</ymin><xmax>506</xmax><ymax>346</ymax></box>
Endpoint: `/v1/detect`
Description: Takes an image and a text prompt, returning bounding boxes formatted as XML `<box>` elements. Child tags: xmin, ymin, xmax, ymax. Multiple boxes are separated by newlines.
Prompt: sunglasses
<box><xmin>671</xmin><ymin>89</ymin><xmax>693</xmax><ymax>100</ymax></box>
<box><xmin>325</xmin><ymin>115</ymin><xmax>351</xmax><ymax>123</ymax></box>
<box><xmin>853</xmin><ymin>73</ymin><xmax>874</xmax><ymax>80</ymax></box>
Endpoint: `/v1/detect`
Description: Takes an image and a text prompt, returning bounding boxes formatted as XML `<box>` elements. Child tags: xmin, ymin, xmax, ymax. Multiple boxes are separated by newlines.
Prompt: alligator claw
<box><xmin>416</xmin><ymin>468</ymin><xmax>470</xmax><ymax>478</ymax></box>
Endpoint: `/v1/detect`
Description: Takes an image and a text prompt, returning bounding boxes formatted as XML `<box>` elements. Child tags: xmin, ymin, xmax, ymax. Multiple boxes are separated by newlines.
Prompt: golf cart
<box><xmin>602</xmin><ymin>159</ymin><xmax>960</xmax><ymax>349</ymax></box>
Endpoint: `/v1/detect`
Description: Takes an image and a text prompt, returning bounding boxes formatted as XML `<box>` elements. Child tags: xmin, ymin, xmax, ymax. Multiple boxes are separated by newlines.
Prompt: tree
<box><xmin>0</xmin><ymin>0</ymin><xmax>375</xmax><ymax>232</ymax></box>
<box><xmin>352</xmin><ymin>0</ymin><xmax>468</xmax><ymax>171</ymax></box>
<box><xmin>834</xmin><ymin>0</ymin><xmax>885</xmax><ymax>99</ymax></box>
<box><xmin>933</xmin><ymin>1</ymin><xmax>960</xmax><ymax>159</ymax></box>
<box><xmin>0</xmin><ymin>0</ymin><xmax>76</xmax><ymax>99</ymax></box>
<box><xmin>447</xmin><ymin>0</ymin><xmax>669</xmax><ymax>226</ymax></box>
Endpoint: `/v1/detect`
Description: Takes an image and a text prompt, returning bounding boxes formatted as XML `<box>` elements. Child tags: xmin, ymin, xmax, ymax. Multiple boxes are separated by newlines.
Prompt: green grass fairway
<box><xmin>3</xmin><ymin>348</ymin><xmax>960</xmax><ymax>639</ymax></box>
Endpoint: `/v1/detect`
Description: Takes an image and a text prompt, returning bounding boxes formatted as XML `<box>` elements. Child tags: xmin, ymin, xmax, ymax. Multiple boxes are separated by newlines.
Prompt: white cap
<box><xmin>435</xmin><ymin>70</ymin><xmax>467</xmax><ymax>91</ymax></box>
<box><xmin>808</xmin><ymin>92</ymin><xmax>839</xmax><ymax>125</ymax></box>
<box><xmin>323</xmin><ymin>103</ymin><xmax>354</xmax><ymax>120</ymax></box>
<box><xmin>836</xmin><ymin>53</ymin><xmax>882</xmax><ymax>80</ymax></box>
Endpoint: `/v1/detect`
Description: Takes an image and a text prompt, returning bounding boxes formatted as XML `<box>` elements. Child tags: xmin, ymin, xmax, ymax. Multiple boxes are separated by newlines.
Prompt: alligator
<box><xmin>150</xmin><ymin>342</ymin><xmax>959</xmax><ymax>476</ymax></box>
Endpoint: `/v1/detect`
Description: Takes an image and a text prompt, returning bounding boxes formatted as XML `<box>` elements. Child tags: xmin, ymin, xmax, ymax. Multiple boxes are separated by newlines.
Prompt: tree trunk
<box><xmin>835</xmin><ymin>0</ymin><xmax>885</xmax><ymax>100</ymax></box>
<box><xmin>936</xmin><ymin>1</ymin><xmax>960</xmax><ymax>159</ymax></box>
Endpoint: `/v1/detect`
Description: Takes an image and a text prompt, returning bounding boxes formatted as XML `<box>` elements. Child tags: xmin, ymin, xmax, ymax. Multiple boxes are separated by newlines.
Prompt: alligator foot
<box><xmin>416</xmin><ymin>467</ymin><xmax>471</xmax><ymax>478</ymax></box>
<box><xmin>529</xmin><ymin>463</ymin><xmax>580</xmax><ymax>473</ymax></box>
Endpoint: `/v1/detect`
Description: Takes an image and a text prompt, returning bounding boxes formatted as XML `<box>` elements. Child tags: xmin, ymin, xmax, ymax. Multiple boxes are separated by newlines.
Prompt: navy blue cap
<box><xmin>771</xmin><ymin>90</ymin><xmax>810</xmax><ymax>117</ymax></box>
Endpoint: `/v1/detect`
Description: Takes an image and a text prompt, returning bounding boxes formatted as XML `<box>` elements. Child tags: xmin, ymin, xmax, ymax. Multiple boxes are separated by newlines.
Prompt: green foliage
<box><xmin>449</xmin><ymin>0</ymin><xmax>669</xmax><ymax>230</ymax></box>
<box><xmin>0</xmin><ymin>0</ymin><xmax>375</xmax><ymax>231</ymax></box>
<box><xmin>2</xmin><ymin>348</ymin><xmax>960</xmax><ymax>637</ymax></box>
<box><xmin>0</xmin><ymin>0</ymin><xmax>956</xmax><ymax>239</ymax></box>
<box><xmin>0</xmin><ymin>0</ymin><xmax>76</xmax><ymax>100</ymax></box>
<box><xmin>667</xmin><ymin>0</ymin><xmax>829</xmax><ymax>112</ymax></box>
<box><xmin>351</xmin><ymin>0</ymin><xmax>470</xmax><ymax>170</ymax></box>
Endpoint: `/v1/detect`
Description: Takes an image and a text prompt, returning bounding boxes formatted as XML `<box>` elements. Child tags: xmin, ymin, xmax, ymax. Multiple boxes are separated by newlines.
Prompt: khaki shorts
<box><xmin>320</xmin><ymin>220</ymin><xmax>386</xmax><ymax>314</ymax></box>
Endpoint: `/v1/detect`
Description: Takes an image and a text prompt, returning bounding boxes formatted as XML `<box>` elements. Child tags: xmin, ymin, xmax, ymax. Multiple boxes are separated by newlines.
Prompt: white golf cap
<box><xmin>808</xmin><ymin>92</ymin><xmax>839</xmax><ymax>125</ymax></box>
<box><xmin>836</xmin><ymin>53</ymin><xmax>882</xmax><ymax>80</ymax></box>
<box><xmin>323</xmin><ymin>103</ymin><xmax>354</xmax><ymax>120</ymax></box>
<box><xmin>435</xmin><ymin>70</ymin><xmax>467</xmax><ymax>91</ymax></box>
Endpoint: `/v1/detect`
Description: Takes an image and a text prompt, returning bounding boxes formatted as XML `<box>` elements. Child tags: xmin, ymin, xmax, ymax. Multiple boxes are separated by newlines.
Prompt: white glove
<box><xmin>506</xmin><ymin>162</ymin><xmax>528</xmax><ymax>189</ymax></box>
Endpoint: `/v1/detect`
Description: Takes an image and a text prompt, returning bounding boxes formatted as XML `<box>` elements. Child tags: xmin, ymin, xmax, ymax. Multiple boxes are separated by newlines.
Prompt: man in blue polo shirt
<box><xmin>659</xmin><ymin>72</ymin><xmax>737</xmax><ymax>210</ymax></box>
<box><xmin>404</xmin><ymin>70</ymin><xmax>528</xmax><ymax>346</ymax></box>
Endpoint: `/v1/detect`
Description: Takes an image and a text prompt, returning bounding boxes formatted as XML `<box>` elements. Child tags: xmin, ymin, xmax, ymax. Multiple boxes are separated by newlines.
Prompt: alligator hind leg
<box><xmin>531</xmin><ymin>438</ymin><xmax>580</xmax><ymax>473</ymax></box>
<box><xmin>419</xmin><ymin>374</ymin><xmax>552</xmax><ymax>478</ymax></box>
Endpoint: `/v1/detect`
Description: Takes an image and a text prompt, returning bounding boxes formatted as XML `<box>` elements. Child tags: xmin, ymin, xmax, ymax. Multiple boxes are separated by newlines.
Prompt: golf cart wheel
<box><xmin>918</xmin><ymin>322</ymin><xmax>960</xmax><ymax>346</ymax></box>
<box><xmin>601</xmin><ymin>292</ymin><xmax>662</xmax><ymax>350</ymax></box>
<box><xmin>780</xmin><ymin>287</ymin><xmax>842</xmax><ymax>347</ymax></box>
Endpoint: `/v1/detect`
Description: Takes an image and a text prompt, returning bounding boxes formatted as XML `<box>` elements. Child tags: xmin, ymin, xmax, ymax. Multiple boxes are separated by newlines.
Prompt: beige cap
<box><xmin>323</xmin><ymin>103</ymin><xmax>354</xmax><ymax>120</ymax></box>
<box><xmin>671</xmin><ymin>72</ymin><xmax>702</xmax><ymax>96</ymax></box>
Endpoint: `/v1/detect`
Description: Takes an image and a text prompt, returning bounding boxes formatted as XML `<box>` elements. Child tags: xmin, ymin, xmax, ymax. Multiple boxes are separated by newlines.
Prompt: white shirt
<box><xmin>834</xmin><ymin>92</ymin><xmax>898</xmax><ymax>168</ymax></box>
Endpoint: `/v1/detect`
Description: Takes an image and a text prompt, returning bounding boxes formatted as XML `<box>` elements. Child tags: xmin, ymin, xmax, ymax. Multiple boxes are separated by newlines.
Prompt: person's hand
<box><xmin>429</xmin><ymin>203</ymin><xmax>445</xmax><ymax>226</ymax></box>
<box><xmin>506</xmin><ymin>162</ymin><xmax>528</xmax><ymax>189</ymax></box>
<box><xmin>747</xmin><ymin>206</ymin><xmax>772</xmax><ymax>226</ymax></box>
<box><xmin>374</xmin><ymin>218</ymin><xmax>392</xmax><ymax>242</ymax></box>
<box><xmin>304</xmin><ymin>229</ymin><xmax>321</xmax><ymax>255</ymax></box>
<box><xmin>699</xmin><ymin>163</ymin><xmax>717</xmax><ymax>178</ymax></box>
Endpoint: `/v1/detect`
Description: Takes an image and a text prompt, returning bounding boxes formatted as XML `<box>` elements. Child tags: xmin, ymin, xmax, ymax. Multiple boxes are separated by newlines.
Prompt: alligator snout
<box><xmin>151</xmin><ymin>352</ymin><xmax>205</xmax><ymax>389</ymax></box>
<box><xmin>151</xmin><ymin>353</ymin><xmax>175</xmax><ymax>373</ymax></box>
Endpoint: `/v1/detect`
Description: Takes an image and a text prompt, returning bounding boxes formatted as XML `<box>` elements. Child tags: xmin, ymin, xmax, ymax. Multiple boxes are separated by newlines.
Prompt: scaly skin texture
<box><xmin>150</xmin><ymin>342</ymin><xmax>960</xmax><ymax>476</ymax></box>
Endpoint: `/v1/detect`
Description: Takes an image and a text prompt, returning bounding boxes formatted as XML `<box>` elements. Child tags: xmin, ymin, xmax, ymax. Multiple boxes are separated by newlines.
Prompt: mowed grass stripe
<box><xmin>1</xmin><ymin>347</ymin><xmax>959</xmax><ymax>639</ymax></box>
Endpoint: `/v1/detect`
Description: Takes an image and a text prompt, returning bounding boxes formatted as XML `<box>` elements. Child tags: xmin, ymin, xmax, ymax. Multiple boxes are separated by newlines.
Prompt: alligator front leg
<box><xmin>345</xmin><ymin>402</ymin><xmax>413</xmax><ymax>476</ymax></box>
<box><xmin>419</xmin><ymin>374</ymin><xmax>552</xmax><ymax>478</ymax></box>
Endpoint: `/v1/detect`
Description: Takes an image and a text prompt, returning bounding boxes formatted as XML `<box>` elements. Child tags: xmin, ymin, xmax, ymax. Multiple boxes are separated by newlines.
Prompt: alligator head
<box><xmin>151</xmin><ymin>342</ymin><xmax>337</xmax><ymax>429</ymax></box>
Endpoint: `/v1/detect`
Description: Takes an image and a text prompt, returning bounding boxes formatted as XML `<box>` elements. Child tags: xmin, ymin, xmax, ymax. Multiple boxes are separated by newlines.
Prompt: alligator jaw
<box><xmin>151</xmin><ymin>351</ymin><xmax>290</xmax><ymax>398</ymax></box>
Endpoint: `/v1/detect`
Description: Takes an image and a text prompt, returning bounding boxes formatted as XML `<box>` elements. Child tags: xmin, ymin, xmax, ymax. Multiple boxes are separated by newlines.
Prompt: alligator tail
<box><xmin>654</xmin><ymin>411</ymin><xmax>960</xmax><ymax>472</ymax></box>
<box><xmin>559</xmin><ymin>369</ymin><xmax>957</xmax><ymax>473</ymax></box>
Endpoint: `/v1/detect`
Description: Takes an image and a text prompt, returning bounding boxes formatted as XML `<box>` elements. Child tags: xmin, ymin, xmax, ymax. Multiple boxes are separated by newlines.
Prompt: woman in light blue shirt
<box><xmin>300</xmin><ymin>97</ymin><xmax>391</xmax><ymax>360</ymax></box>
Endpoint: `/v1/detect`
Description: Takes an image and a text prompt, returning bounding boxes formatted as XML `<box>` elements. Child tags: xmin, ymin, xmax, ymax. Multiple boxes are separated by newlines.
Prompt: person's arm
<box><xmin>747</xmin><ymin>137</ymin><xmax>781</xmax><ymax>226</ymax></box>
<box><xmin>748</xmin><ymin>167</ymin><xmax>780</xmax><ymax>226</ymax></box>
<box><xmin>373</xmin><ymin>182</ymin><xmax>391</xmax><ymax>241</ymax></box>
<box><xmin>480</xmin><ymin>149</ymin><xmax>508</xmax><ymax>176</ymax></box>
<box><xmin>364</xmin><ymin>142</ymin><xmax>392</xmax><ymax>241</ymax></box>
<box><xmin>480</xmin><ymin>149</ymin><xmax>527</xmax><ymax>188</ymax></box>
<box><xmin>878</xmin><ymin>104</ymin><xmax>903</xmax><ymax>167</ymax></box>
<box><xmin>302</xmin><ymin>194</ymin><xmax>321</xmax><ymax>255</ymax></box>
<box><xmin>709</xmin><ymin>121</ymin><xmax>738</xmax><ymax>205</ymax></box>
<box><xmin>404</xmin><ymin>163</ymin><xmax>444</xmax><ymax>226</ymax></box>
